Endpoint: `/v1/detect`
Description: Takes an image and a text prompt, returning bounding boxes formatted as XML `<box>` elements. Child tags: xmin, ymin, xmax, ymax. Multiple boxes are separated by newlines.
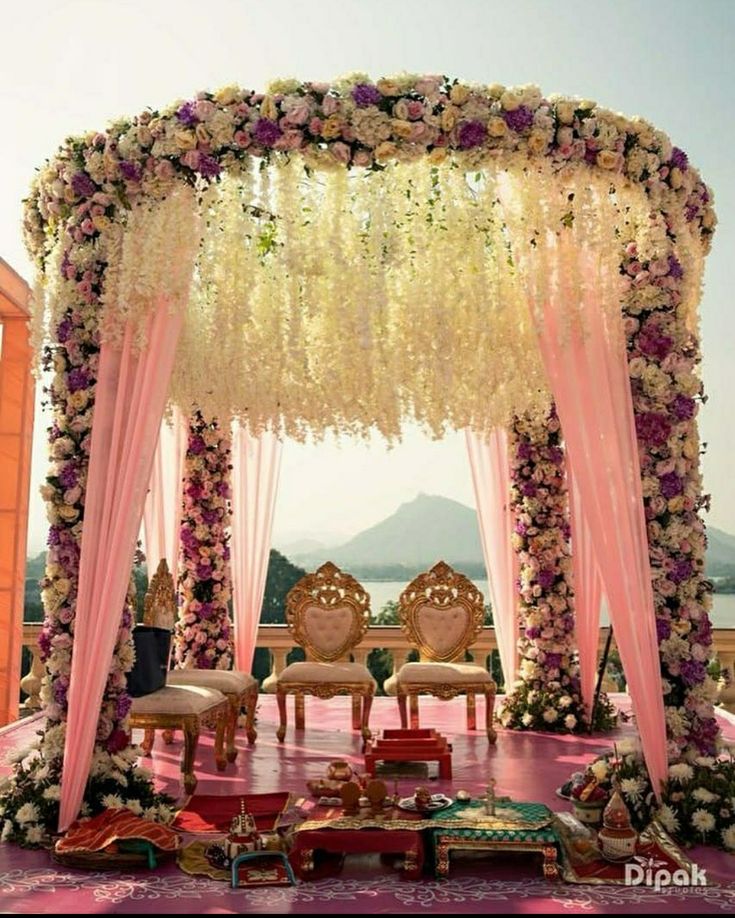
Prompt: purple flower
<box><xmin>351</xmin><ymin>84</ymin><xmax>381</xmax><ymax>108</ymax></box>
<box><xmin>58</xmin><ymin>464</ymin><xmax>78</xmax><ymax>489</ymax></box>
<box><xmin>47</xmin><ymin>526</ymin><xmax>61</xmax><ymax>547</ymax></box>
<box><xmin>659</xmin><ymin>471</ymin><xmax>683</xmax><ymax>499</ymax></box>
<box><xmin>119</xmin><ymin>161</ymin><xmax>142</xmax><ymax>183</ymax></box>
<box><xmin>525</xmin><ymin>626</ymin><xmax>541</xmax><ymax>639</ymax></box>
<box><xmin>668</xmin><ymin>256</ymin><xmax>684</xmax><ymax>279</ymax></box>
<box><xmin>253</xmin><ymin>118</ymin><xmax>283</xmax><ymax>147</ymax></box>
<box><xmin>106</xmin><ymin>728</ymin><xmax>130</xmax><ymax>753</ymax></box>
<box><xmin>637</xmin><ymin>327</ymin><xmax>673</xmax><ymax>360</ymax></box>
<box><xmin>680</xmin><ymin>659</ymin><xmax>706</xmax><ymax>687</ymax></box>
<box><xmin>189</xmin><ymin>434</ymin><xmax>206</xmax><ymax>455</ymax></box>
<box><xmin>547</xmin><ymin>446</ymin><xmax>564</xmax><ymax>465</ymax></box>
<box><xmin>71</xmin><ymin>172</ymin><xmax>96</xmax><ymax>198</ymax></box>
<box><xmin>521</xmin><ymin>481</ymin><xmax>537</xmax><ymax>498</ymax></box>
<box><xmin>656</xmin><ymin>617</ymin><xmax>672</xmax><ymax>642</ymax></box>
<box><xmin>196</xmin><ymin>654</ymin><xmax>214</xmax><ymax>670</ymax></box>
<box><xmin>670</xmin><ymin>558</ymin><xmax>693</xmax><ymax>584</ymax></box>
<box><xmin>670</xmin><ymin>147</ymin><xmax>689</xmax><ymax>172</ymax></box>
<box><xmin>56</xmin><ymin>317</ymin><xmax>73</xmax><ymax>343</ymax></box>
<box><xmin>196</xmin><ymin>562</ymin><xmax>212</xmax><ymax>580</ymax></box>
<box><xmin>515</xmin><ymin>520</ymin><xmax>528</xmax><ymax>537</ymax></box>
<box><xmin>53</xmin><ymin>678</ymin><xmax>69</xmax><ymax>705</ymax></box>
<box><xmin>176</xmin><ymin>101</ymin><xmax>198</xmax><ymax>125</ymax></box>
<box><xmin>544</xmin><ymin>652</ymin><xmax>562</xmax><ymax>670</ymax></box>
<box><xmin>635</xmin><ymin>411</ymin><xmax>672</xmax><ymax>447</ymax></box>
<box><xmin>672</xmin><ymin>394</ymin><xmax>696</xmax><ymax>421</ymax></box>
<box><xmin>517</xmin><ymin>442</ymin><xmax>533</xmax><ymax>461</ymax></box>
<box><xmin>67</xmin><ymin>367</ymin><xmax>89</xmax><ymax>392</ymax></box>
<box><xmin>504</xmin><ymin>106</ymin><xmax>534</xmax><ymax>133</ymax></box>
<box><xmin>458</xmin><ymin>120</ymin><xmax>487</xmax><ymax>149</ymax></box>
<box><xmin>116</xmin><ymin>694</ymin><xmax>133</xmax><ymax>720</ymax></box>
<box><xmin>537</xmin><ymin>569</ymin><xmax>556</xmax><ymax>590</ymax></box>
<box><xmin>197</xmin><ymin>154</ymin><xmax>221</xmax><ymax>178</ymax></box>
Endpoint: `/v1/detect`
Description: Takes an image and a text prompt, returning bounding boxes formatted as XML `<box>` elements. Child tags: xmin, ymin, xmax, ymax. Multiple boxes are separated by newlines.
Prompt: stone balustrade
<box><xmin>18</xmin><ymin>621</ymin><xmax>735</xmax><ymax>715</ymax></box>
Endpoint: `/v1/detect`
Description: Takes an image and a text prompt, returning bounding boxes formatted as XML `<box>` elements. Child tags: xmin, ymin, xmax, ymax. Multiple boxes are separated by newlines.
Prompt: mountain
<box><xmin>278</xmin><ymin>538</ymin><xmax>327</xmax><ymax>556</ymax></box>
<box><xmin>294</xmin><ymin>494</ymin><xmax>485</xmax><ymax>575</ymax></box>
<box><xmin>707</xmin><ymin>527</ymin><xmax>735</xmax><ymax>577</ymax></box>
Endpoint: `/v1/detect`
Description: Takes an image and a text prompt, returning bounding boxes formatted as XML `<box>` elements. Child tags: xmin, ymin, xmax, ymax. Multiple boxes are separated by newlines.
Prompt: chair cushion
<box><xmin>414</xmin><ymin>603</ymin><xmax>472</xmax><ymax>660</ymax></box>
<box><xmin>278</xmin><ymin>661</ymin><xmax>375</xmax><ymax>686</ymax></box>
<box><xmin>167</xmin><ymin>669</ymin><xmax>257</xmax><ymax>694</ymax></box>
<box><xmin>130</xmin><ymin>684</ymin><xmax>226</xmax><ymax>716</ymax></box>
<box><xmin>397</xmin><ymin>662</ymin><xmax>493</xmax><ymax>685</ymax></box>
<box><xmin>302</xmin><ymin>604</ymin><xmax>356</xmax><ymax>659</ymax></box>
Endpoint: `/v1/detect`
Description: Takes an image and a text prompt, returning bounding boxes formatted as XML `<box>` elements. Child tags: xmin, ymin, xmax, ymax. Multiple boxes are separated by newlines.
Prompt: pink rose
<box><xmin>180</xmin><ymin>150</ymin><xmax>201</xmax><ymax>170</ymax></box>
<box><xmin>277</xmin><ymin>129</ymin><xmax>304</xmax><ymax>151</ymax></box>
<box><xmin>194</xmin><ymin>100</ymin><xmax>216</xmax><ymax>121</ymax></box>
<box><xmin>330</xmin><ymin>142</ymin><xmax>352</xmax><ymax>164</ymax></box>
<box><xmin>155</xmin><ymin>160</ymin><xmax>175</xmax><ymax>181</ymax></box>
<box><xmin>308</xmin><ymin>117</ymin><xmax>323</xmax><ymax>135</ymax></box>
<box><xmin>285</xmin><ymin>100</ymin><xmax>311</xmax><ymax>125</ymax></box>
<box><xmin>322</xmin><ymin>95</ymin><xmax>340</xmax><ymax>115</ymax></box>
<box><xmin>406</xmin><ymin>100</ymin><xmax>425</xmax><ymax>120</ymax></box>
<box><xmin>310</xmin><ymin>82</ymin><xmax>330</xmax><ymax>95</ymax></box>
<box><xmin>415</xmin><ymin>76</ymin><xmax>442</xmax><ymax>97</ymax></box>
<box><xmin>235</xmin><ymin>102</ymin><xmax>251</xmax><ymax>117</ymax></box>
<box><xmin>353</xmin><ymin>149</ymin><xmax>373</xmax><ymax>167</ymax></box>
<box><xmin>409</xmin><ymin>122</ymin><xmax>432</xmax><ymax>143</ymax></box>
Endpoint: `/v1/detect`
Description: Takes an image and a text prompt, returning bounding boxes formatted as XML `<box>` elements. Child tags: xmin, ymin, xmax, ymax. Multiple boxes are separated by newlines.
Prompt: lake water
<box><xmin>364</xmin><ymin>580</ymin><xmax>735</xmax><ymax>629</ymax></box>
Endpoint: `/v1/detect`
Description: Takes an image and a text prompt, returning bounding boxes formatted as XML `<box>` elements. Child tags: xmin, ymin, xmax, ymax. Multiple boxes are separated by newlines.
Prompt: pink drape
<box><xmin>568</xmin><ymin>464</ymin><xmax>604</xmax><ymax>713</ymax></box>
<box><xmin>59</xmin><ymin>298</ymin><xmax>183</xmax><ymax>830</ymax></box>
<box><xmin>143</xmin><ymin>407</ymin><xmax>186</xmax><ymax>576</ymax></box>
<box><xmin>465</xmin><ymin>428</ymin><xmax>519</xmax><ymax>689</ymax></box>
<box><xmin>535</xmin><ymin>244</ymin><xmax>668</xmax><ymax>796</ymax></box>
<box><xmin>231</xmin><ymin>427</ymin><xmax>282</xmax><ymax>673</ymax></box>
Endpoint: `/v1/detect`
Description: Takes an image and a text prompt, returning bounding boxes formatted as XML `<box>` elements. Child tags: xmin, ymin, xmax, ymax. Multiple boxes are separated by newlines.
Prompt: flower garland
<box><xmin>11</xmin><ymin>73</ymin><xmax>717</xmax><ymax>841</ymax></box>
<box><xmin>500</xmin><ymin>409</ymin><xmax>616</xmax><ymax>733</ymax></box>
<box><xmin>622</xmin><ymin>219</ymin><xmax>719</xmax><ymax>758</ymax></box>
<box><xmin>174</xmin><ymin>412</ymin><xmax>234</xmax><ymax>670</ymax></box>
<box><xmin>584</xmin><ymin>741</ymin><xmax>735</xmax><ymax>851</ymax></box>
<box><xmin>0</xmin><ymin>311</ymin><xmax>172</xmax><ymax>846</ymax></box>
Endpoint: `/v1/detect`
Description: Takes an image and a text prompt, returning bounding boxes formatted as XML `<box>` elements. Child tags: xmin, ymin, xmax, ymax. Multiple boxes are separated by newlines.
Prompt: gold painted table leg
<box><xmin>351</xmin><ymin>695</ymin><xmax>362</xmax><ymax>730</ymax></box>
<box><xmin>182</xmin><ymin>723</ymin><xmax>200</xmax><ymax>795</ymax></box>
<box><xmin>245</xmin><ymin>685</ymin><xmax>258</xmax><ymax>745</ymax></box>
<box><xmin>214</xmin><ymin>708</ymin><xmax>227</xmax><ymax>772</ymax></box>
<box><xmin>543</xmin><ymin>845</ymin><xmax>559</xmax><ymax>880</ymax></box>
<box><xmin>300</xmin><ymin>847</ymin><xmax>314</xmax><ymax>874</ymax></box>
<box><xmin>409</xmin><ymin>693</ymin><xmax>419</xmax><ymax>729</ymax></box>
<box><xmin>294</xmin><ymin>692</ymin><xmax>305</xmax><ymax>730</ymax></box>
<box><xmin>225</xmin><ymin>698</ymin><xmax>239</xmax><ymax>763</ymax></box>
<box><xmin>162</xmin><ymin>729</ymin><xmax>175</xmax><ymax>745</ymax></box>
<box><xmin>436</xmin><ymin>839</ymin><xmax>450</xmax><ymax>878</ymax></box>
<box><xmin>141</xmin><ymin>728</ymin><xmax>155</xmax><ymax>756</ymax></box>
<box><xmin>485</xmin><ymin>689</ymin><xmax>497</xmax><ymax>743</ymax></box>
<box><xmin>466</xmin><ymin>692</ymin><xmax>477</xmax><ymax>731</ymax></box>
<box><xmin>362</xmin><ymin>692</ymin><xmax>374</xmax><ymax>747</ymax></box>
<box><xmin>397</xmin><ymin>693</ymin><xmax>408</xmax><ymax>729</ymax></box>
<box><xmin>276</xmin><ymin>690</ymin><xmax>287</xmax><ymax>742</ymax></box>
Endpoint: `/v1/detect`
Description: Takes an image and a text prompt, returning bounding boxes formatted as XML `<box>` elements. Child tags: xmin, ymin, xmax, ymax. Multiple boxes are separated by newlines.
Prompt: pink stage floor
<box><xmin>1</xmin><ymin>694</ymin><xmax>734</xmax><ymax>914</ymax></box>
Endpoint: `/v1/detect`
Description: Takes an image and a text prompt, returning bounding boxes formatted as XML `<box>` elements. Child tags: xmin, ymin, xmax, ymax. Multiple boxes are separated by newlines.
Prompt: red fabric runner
<box><xmin>57</xmin><ymin>808</ymin><xmax>180</xmax><ymax>852</ymax></box>
<box><xmin>172</xmin><ymin>793</ymin><xmax>291</xmax><ymax>834</ymax></box>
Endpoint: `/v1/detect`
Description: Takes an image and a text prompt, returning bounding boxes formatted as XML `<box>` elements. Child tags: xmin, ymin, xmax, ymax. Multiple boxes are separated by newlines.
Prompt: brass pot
<box><xmin>326</xmin><ymin>760</ymin><xmax>353</xmax><ymax>782</ymax></box>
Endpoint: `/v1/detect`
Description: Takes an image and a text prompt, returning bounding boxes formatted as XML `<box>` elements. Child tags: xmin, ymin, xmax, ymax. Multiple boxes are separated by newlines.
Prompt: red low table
<box><xmin>364</xmin><ymin>728</ymin><xmax>453</xmax><ymax>779</ymax></box>
<box><xmin>290</xmin><ymin>804</ymin><xmax>424</xmax><ymax>880</ymax></box>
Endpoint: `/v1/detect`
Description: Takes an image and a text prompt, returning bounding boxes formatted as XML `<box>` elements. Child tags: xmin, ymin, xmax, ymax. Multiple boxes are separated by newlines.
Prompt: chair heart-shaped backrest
<box><xmin>286</xmin><ymin>562</ymin><xmax>370</xmax><ymax>662</ymax></box>
<box><xmin>398</xmin><ymin>561</ymin><xmax>485</xmax><ymax>662</ymax></box>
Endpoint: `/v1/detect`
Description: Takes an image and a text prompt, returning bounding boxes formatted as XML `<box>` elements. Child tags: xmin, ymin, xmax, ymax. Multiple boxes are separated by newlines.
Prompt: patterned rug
<box><xmin>1</xmin><ymin>864</ymin><xmax>734</xmax><ymax>914</ymax></box>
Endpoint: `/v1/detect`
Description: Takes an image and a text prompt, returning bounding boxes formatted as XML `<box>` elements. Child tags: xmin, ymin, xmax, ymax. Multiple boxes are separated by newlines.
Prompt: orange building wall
<box><xmin>0</xmin><ymin>259</ymin><xmax>34</xmax><ymax>726</ymax></box>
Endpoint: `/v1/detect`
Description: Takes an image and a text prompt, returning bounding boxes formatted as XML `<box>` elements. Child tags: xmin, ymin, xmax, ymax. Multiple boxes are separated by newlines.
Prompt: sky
<box><xmin>2</xmin><ymin>0</ymin><xmax>733</xmax><ymax>554</ymax></box>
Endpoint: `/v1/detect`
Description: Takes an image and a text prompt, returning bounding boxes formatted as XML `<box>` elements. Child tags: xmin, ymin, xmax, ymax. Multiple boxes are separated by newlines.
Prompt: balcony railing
<box><xmin>18</xmin><ymin>622</ymin><xmax>735</xmax><ymax>717</ymax></box>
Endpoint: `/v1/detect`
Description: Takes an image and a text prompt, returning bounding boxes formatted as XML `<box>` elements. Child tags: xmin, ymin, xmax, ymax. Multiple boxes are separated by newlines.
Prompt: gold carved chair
<box><xmin>396</xmin><ymin>561</ymin><xmax>497</xmax><ymax>743</ymax></box>
<box><xmin>130</xmin><ymin>559</ymin><xmax>229</xmax><ymax>793</ymax></box>
<box><xmin>276</xmin><ymin>562</ymin><xmax>375</xmax><ymax>744</ymax></box>
<box><xmin>140</xmin><ymin>558</ymin><xmax>259</xmax><ymax>761</ymax></box>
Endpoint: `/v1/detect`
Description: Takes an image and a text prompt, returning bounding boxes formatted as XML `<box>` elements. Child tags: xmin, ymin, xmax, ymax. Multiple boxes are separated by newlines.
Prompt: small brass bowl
<box><xmin>455</xmin><ymin>790</ymin><xmax>472</xmax><ymax>804</ymax></box>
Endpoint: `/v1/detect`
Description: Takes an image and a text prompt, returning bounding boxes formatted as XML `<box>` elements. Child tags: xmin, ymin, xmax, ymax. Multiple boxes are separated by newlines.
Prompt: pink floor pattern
<box><xmin>1</xmin><ymin>694</ymin><xmax>734</xmax><ymax>914</ymax></box>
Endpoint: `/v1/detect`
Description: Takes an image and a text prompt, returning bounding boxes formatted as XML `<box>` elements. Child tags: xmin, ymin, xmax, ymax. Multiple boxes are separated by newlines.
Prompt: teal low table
<box><xmin>427</xmin><ymin>800</ymin><xmax>560</xmax><ymax>880</ymax></box>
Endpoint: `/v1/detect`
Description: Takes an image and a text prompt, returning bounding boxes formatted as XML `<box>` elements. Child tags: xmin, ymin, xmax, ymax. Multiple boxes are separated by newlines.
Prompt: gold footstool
<box><xmin>167</xmin><ymin>669</ymin><xmax>258</xmax><ymax>760</ymax></box>
<box><xmin>130</xmin><ymin>684</ymin><xmax>228</xmax><ymax>794</ymax></box>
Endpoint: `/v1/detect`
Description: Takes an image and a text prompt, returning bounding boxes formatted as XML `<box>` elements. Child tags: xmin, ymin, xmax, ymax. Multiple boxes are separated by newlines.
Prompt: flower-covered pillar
<box><xmin>174</xmin><ymin>411</ymin><xmax>234</xmax><ymax>670</ymax></box>
<box><xmin>623</xmin><ymin>196</ymin><xmax>718</xmax><ymax>757</ymax></box>
<box><xmin>500</xmin><ymin>408</ymin><xmax>614</xmax><ymax>732</ymax></box>
<box><xmin>0</xmin><ymin>268</ymin><xmax>170</xmax><ymax>846</ymax></box>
